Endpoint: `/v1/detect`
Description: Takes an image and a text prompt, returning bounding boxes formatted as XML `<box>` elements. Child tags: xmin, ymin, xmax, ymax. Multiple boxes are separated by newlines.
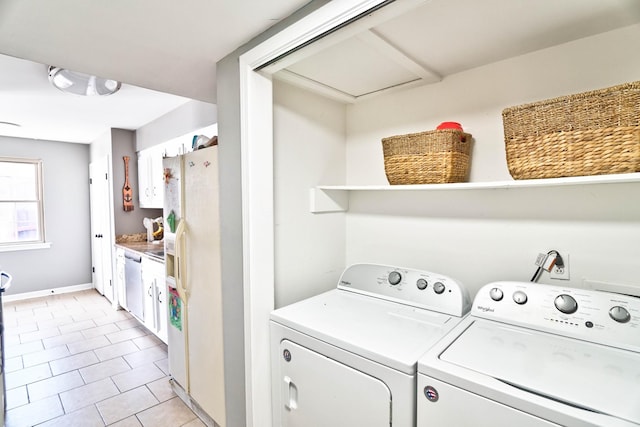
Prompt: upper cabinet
<box><xmin>138</xmin><ymin>145</ymin><xmax>164</xmax><ymax>209</ymax></box>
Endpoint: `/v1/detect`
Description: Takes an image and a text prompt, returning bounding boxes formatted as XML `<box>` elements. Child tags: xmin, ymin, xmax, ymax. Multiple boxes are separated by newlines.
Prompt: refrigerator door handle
<box><xmin>0</xmin><ymin>271</ymin><xmax>12</xmax><ymax>291</ymax></box>
<box><xmin>174</xmin><ymin>220</ymin><xmax>187</xmax><ymax>300</ymax></box>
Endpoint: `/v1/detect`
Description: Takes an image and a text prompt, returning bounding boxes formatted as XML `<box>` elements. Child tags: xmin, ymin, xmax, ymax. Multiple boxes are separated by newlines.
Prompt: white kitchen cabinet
<box><xmin>141</xmin><ymin>256</ymin><xmax>168</xmax><ymax>343</ymax></box>
<box><xmin>115</xmin><ymin>247</ymin><xmax>126</xmax><ymax>310</ymax></box>
<box><xmin>137</xmin><ymin>145</ymin><xmax>164</xmax><ymax>208</ymax></box>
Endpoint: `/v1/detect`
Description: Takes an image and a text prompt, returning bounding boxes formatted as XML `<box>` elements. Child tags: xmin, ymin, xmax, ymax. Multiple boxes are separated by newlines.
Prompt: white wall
<box><xmin>346</xmin><ymin>24</ymin><xmax>640</xmax><ymax>184</ymax></box>
<box><xmin>339</xmin><ymin>24</ymin><xmax>640</xmax><ymax>297</ymax></box>
<box><xmin>135</xmin><ymin>100</ymin><xmax>217</xmax><ymax>152</ymax></box>
<box><xmin>345</xmin><ymin>185</ymin><xmax>640</xmax><ymax>296</ymax></box>
<box><xmin>91</xmin><ymin>129</ymin><xmax>161</xmax><ymax>236</ymax></box>
<box><xmin>271</xmin><ymin>24</ymin><xmax>640</xmax><ymax>302</ymax></box>
<box><xmin>273</xmin><ymin>80</ymin><xmax>347</xmax><ymax>308</ymax></box>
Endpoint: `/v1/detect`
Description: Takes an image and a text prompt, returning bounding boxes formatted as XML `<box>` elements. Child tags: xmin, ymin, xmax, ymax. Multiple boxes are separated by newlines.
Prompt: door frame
<box><xmin>237</xmin><ymin>1</ymin><xmax>427</xmax><ymax>425</ymax></box>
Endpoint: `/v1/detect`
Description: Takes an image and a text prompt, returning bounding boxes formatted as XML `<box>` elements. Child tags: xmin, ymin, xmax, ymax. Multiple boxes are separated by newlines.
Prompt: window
<box><xmin>0</xmin><ymin>158</ymin><xmax>45</xmax><ymax>247</ymax></box>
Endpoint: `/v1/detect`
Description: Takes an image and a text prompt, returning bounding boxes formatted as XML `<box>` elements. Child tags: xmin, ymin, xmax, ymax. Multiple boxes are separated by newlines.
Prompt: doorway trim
<box><xmin>236</xmin><ymin>1</ymin><xmax>427</xmax><ymax>425</ymax></box>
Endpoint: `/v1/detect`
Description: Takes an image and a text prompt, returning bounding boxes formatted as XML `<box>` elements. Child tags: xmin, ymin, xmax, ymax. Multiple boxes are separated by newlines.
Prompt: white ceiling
<box><xmin>0</xmin><ymin>0</ymin><xmax>311</xmax><ymax>143</ymax></box>
<box><xmin>280</xmin><ymin>0</ymin><xmax>640</xmax><ymax>102</ymax></box>
<box><xmin>3</xmin><ymin>0</ymin><xmax>639</xmax><ymax>144</ymax></box>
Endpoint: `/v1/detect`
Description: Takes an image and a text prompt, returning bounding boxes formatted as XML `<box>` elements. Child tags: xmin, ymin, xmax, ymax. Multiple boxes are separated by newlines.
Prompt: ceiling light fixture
<box><xmin>48</xmin><ymin>66</ymin><xmax>121</xmax><ymax>96</ymax></box>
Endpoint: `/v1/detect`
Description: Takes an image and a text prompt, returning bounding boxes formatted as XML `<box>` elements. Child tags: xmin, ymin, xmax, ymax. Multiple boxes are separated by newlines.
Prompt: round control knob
<box><xmin>433</xmin><ymin>282</ymin><xmax>445</xmax><ymax>294</ymax></box>
<box><xmin>388</xmin><ymin>271</ymin><xmax>402</xmax><ymax>286</ymax></box>
<box><xmin>489</xmin><ymin>288</ymin><xmax>504</xmax><ymax>301</ymax></box>
<box><xmin>609</xmin><ymin>306</ymin><xmax>631</xmax><ymax>323</ymax></box>
<box><xmin>554</xmin><ymin>294</ymin><xmax>578</xmax><ymax>314</ymax></box>
<box><xmin>416</xmin><ymin>278</ymin><xmax>428</xmax><ymax>290</ymax></box>
<box><xmin>513</xmin><ymin>291</ymin><xmax>528</xmax><ymax>305</ymax></box>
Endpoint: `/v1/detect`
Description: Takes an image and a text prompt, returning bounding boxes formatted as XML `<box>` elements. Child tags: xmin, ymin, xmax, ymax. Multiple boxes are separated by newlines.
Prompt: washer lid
<box><xmin>440</xmin><ymin>320</ymin><xmax>640</xmax><ymax>425</ymax></box>
<box><xmin>271</xmin><ymin>289</ymin><xmax>461</xmax><ymax>374</ymax></box>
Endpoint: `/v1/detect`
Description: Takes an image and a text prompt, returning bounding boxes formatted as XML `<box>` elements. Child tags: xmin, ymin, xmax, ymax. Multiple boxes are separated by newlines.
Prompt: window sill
<box><xmin>0</xmin><ymin>242</ymin><xmax>52</xmax><ymax>253</ymax></box>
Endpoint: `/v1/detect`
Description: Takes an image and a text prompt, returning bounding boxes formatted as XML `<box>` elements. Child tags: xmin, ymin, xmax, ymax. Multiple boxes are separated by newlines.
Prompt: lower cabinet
<box><xmin>141</xmin><ymin>257</ymin><xmax>168</xmax><ymax>344</ymax></box>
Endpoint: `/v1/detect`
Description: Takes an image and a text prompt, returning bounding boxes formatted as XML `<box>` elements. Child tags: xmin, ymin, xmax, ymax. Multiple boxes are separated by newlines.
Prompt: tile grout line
<box><xmin>4</xmin><ymin>289</ymin><xmax>199</xmax><ymax>427</ymax></box>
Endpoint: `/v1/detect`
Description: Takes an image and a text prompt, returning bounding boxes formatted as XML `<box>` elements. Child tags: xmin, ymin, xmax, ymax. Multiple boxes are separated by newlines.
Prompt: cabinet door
<box><xmin>138</xmin><ymin>147</ymin><xmax>164</xmax><ymax>209</ymax></box>
<box><xmin>155</xmin><ymin>279</ymin><xmax>168</xmax><ymax>343</ymax></box>
<box><xmin>149</xmin><ymin>150</ymin><xmax>164</xmax><ymax>207</ymax></box>
<box><xmin>137</xmin><ymin>151</ymin><xmax>150</xmax><ymax>207</ymax></box>
<box><xmin>141</xmin><ymin>257</ymin><xmax>167</xmax><ymax>340</ymax></box>
<box><xmin>141</xmin><ymin>259</ymin><xmax>157</xmax><ymax>331</ymax></box>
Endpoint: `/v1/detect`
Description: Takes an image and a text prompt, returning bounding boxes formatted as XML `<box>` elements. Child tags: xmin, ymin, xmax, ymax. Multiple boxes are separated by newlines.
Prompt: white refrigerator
<box><xmin>163</xmin><ymin>146</ymin><xmax>226</xmax><ymax>426</ymax></box>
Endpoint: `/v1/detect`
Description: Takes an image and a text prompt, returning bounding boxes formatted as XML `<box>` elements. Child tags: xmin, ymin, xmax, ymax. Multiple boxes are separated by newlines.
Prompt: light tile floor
<box><xmin>3</xmin><ymin>289</ymin><xmax>205</xmax><ymax>427</ymax></box>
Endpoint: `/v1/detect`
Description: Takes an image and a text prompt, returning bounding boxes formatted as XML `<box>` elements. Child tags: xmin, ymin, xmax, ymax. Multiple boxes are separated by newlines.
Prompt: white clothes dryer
<box><xmin>270</xmin><ymin>263</ymin><xmax>471</xmax><ymax>427</ymax></box>
<box><xmin>417</xmin><ymin>281</ymin><xmax>640</xmax><ymax>427</ymax></box>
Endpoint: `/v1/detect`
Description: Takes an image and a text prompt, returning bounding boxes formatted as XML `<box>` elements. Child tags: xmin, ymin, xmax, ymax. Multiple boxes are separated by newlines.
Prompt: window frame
<box><xmin>0</xmin><ymin>157</ymin><xmax>49</xmax><ymax>252</ymax></box>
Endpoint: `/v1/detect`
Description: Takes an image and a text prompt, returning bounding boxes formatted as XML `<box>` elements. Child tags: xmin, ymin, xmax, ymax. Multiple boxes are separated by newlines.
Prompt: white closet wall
<box><xmin>273</xmin><ymin>24</ymin><xmax>640</xmax><ymax>303</ymax></box>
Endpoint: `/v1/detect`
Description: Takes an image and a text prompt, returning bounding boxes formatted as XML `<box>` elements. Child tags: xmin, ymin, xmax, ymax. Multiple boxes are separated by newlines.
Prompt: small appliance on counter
<box><xmin>143</xmin><ymin>217</ymin><xmax>163</xmax><ymax>242</ymax></box>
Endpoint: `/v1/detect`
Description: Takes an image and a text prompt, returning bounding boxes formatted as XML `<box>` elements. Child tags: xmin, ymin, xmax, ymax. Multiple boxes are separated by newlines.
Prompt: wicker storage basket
<box><xmin>502</xmin><ymin>81</ymin><xmax>640</xmax><ymax>179</ymax></box>
<box><xmin>382</xmin><ymin>129</ymin><xmax>471</xmax><ymax>184</ymax></box>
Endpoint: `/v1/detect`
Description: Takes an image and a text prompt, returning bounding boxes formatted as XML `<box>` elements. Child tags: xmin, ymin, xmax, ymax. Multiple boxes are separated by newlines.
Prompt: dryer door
<box><xmin>278</xmin><ymin>339</ymin><xmax>391</xmax><ymax>427</ymax></box>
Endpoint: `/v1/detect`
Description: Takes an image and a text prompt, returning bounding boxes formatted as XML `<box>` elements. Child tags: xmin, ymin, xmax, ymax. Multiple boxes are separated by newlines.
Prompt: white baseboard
<box><xmin>3</xmin><ymin>283</ymin><xmax>95</xmax><ymax>302</ymax></box>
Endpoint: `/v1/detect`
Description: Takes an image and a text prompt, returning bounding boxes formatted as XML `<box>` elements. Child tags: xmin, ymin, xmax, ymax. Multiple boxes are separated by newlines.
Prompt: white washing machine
<box><xmin>417</xmin><ymin>281</ymin><xmax>640</xmax><ymax>427</ymax></box>
<box><xmin>270</xmin><ymin>263</ymin><xmax>471</xmax><ymax>427</ymax></box>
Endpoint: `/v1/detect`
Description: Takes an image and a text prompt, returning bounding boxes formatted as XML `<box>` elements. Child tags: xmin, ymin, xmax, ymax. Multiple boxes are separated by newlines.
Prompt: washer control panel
<box><xmin>337</xmin><ymin>263</ymin><xmax>471</xmax><ymax>317</ymax></box>
<box><xmin>474</xmin><ymin>281</ymin><xmax>640</xmax><ymax>352</ymax></box>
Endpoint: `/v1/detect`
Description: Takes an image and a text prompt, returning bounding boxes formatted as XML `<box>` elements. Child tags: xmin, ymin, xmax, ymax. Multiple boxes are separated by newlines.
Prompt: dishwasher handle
<box><xmin>124</xmin><ymin>252</ymin><xmax>142</xmax><ymax>263</ymax></box>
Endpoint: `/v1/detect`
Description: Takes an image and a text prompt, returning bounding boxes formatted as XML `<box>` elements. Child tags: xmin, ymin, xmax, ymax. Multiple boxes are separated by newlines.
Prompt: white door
<box><xmin>89</xmin><ymin>157</ymin><xmax>114</xmax><ymax>301</ymax></box>
<box><xmin>277</xmin><ymin>340</ymin><xmax>391</xmax><ymax>427</ymax></box>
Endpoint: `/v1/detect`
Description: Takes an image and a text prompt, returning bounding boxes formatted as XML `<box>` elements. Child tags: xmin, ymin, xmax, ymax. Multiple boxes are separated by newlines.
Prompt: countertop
<box><xmin>115</xmin><ymin>240</ymin><xmax>164</xmax><ymax>253</ymax></box>
<box><xmin>115</xmin><ymin>234</ymin><xmax>165</xmax><ymax>261</ymax></box>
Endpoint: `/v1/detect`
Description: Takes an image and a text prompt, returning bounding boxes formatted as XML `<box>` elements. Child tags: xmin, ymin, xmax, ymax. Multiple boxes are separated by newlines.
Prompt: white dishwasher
<box><xmin>124</xmin><ymin>251</ymin><xmax>143</xmax><ymax>320</ymax></box>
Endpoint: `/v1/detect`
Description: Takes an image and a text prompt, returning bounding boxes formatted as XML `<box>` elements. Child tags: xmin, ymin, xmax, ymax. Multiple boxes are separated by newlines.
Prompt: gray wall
<box><xmin>0</xmin><ymin>135</ymin><xmax>91</xmax><ymax>295</ymax></box>
<box><xmin>216</xmin><ymin>2</ymin><xmax>330</xmax><ymax>426</ymax></box>
<box><xmin>90</xmin><ymin>128</ymin><xmax>161</xmax><ymax>237</ymax></box>
<box><xmin>136</xmin><ymin>100</ymin><xmax>217</xmax><ymax>152</ymax></box>
<box><xmin>111</xmin><ymin>129</ymin><xmax>161</xmax><ymax>235</ymax></box>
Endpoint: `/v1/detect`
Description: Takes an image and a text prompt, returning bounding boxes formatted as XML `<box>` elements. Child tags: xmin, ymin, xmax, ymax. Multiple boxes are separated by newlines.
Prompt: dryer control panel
<box><xmin>337</xmin><ymin>263</ymin><xmax>471</xmax><ymax>317</ymax></box>
<box><xmin>473</xmin><ymin>281</ymin><xmax>640</xmax><ymax>352</ymax></box>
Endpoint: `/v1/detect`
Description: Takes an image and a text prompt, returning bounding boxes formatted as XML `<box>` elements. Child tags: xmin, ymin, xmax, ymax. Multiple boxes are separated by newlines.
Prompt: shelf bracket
<box><xmin>309</xmin><ymin>188</ymin><xmax>349</xmax><ymax>213</ymax></box>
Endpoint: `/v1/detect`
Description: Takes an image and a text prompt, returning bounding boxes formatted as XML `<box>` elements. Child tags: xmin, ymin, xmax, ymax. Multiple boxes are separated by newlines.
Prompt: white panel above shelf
<box><xmin>310</xmin><ymin>173</ymin><xmax>640</xmax><ymax>212</ymax></box>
